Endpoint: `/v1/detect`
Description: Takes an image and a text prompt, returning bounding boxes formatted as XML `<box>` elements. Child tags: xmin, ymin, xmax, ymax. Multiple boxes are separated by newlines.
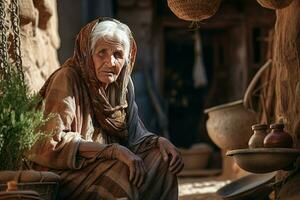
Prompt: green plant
<box><xmin>0</xmin><ymin>66</ymin><xmax>48</xmax><ymax>170</ymax></box>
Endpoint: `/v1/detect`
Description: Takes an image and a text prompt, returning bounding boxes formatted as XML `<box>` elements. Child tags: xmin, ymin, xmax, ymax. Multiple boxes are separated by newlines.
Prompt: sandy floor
<box><xmin>178</xmin><ymin>176</ymin><xmax>230</xmax><ymax>200</ymax></box>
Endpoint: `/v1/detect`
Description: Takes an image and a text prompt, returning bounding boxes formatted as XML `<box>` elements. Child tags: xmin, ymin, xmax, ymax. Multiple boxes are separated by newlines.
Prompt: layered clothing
<box><xmin>28</xmin><ymin>18</ymin><xmax>178</xmax><ymax>200</ymax></box>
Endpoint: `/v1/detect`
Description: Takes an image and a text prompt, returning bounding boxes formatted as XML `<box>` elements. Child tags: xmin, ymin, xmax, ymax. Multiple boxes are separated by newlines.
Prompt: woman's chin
<box><xmin>99</xmin><ymin>75</ymin><xmax>117</xmax><ymax>85</ymax></box>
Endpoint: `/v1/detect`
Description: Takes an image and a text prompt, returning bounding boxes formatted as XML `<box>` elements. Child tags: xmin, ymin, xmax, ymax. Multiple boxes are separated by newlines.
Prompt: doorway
<box><xmin>164</xmin><ymin>27</ymin><xmax>231</xmax><ymax>148</ymax></box>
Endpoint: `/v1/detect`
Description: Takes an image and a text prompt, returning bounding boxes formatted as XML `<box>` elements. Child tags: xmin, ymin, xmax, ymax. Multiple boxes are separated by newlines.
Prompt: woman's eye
<box><xmin>114</xmin><ymin>52</ymin><xmax>123</xmax><ymax>59</ymax></box>
<box><xmin>98</xmin><ymin>50</ymin><xmax>106</xmax><ymax>56</ymax></box>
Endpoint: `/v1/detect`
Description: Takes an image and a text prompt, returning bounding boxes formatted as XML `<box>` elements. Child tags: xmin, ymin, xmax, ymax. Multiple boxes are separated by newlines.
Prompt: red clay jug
<box><xmin>263</xmin><ymin>123</ymin><xmax>293</xmax><ymax>148</ymax></box>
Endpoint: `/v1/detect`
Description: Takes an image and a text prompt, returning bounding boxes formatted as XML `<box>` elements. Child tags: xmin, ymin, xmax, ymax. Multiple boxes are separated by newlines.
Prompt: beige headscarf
<box><xmin>40</xmin><ymin>17</ymin><xmax>137</xmax><ymax>141</ymax></box>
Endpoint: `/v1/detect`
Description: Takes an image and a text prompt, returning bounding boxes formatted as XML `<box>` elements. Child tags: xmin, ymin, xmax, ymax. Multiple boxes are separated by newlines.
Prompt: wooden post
<box><xmin>270</xmin><ymin>0</ymin><xmax>300</xmax><ymax>198</ymax></box>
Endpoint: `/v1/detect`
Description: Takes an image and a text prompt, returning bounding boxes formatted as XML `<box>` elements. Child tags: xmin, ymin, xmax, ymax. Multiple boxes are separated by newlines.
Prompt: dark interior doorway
<box><xmin>164</xmin><ymin>27</ymin><xmax>230</xmax><ymax>148</ymax></box>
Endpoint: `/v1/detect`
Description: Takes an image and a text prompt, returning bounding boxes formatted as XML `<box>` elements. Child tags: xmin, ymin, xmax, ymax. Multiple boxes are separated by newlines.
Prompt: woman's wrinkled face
<box><xmin>92</xmin><ymin>38</ymin><xmax>126</xmax><ymax>87</ymax></box>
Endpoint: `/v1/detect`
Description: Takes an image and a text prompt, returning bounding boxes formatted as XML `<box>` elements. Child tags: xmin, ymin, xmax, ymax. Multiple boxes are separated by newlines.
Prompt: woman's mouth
<box><xmin>99</xmin><ymin>70</ymin><xmax>114</xmax><ymax>75</ymax></box>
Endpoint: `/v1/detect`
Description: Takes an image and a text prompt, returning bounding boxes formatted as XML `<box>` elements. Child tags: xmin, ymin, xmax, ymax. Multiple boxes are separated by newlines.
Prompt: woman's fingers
<box><xmin>169</xmin><ymin>156</ymin><xmax>181</xmax><ymax>172</ymax></box>
<box><xmin>130</xmin><ymin>159</ymin><xmax>145</xmax><ymax>188</ymax></box>
<box><xmin>115</xmin><ymin>145</ymin><xmax>147</xmax><ymax>187</ymax></box>
<box><xmin>172</xmin><ymin>161</ymin><xmax>184</xmax><ymax>175</ymax></box>
<box><xmin>168</xmin><ymin>148</ymin><xmax>184</xmax><ymax>174</ymax></box>
<box><xmin>159</xmin><ymin>145</ymin><xmax>169</xmax><ymax>162</ymax></box>
<box><xmin>158</xmin><ymin>137</ymin><xmax>184</xmax><ymax>174</ymax></box>
<box><xmin>169</xmin><ymin>150</ymin><xmax>179</xmax><ymax>166</ymax></box>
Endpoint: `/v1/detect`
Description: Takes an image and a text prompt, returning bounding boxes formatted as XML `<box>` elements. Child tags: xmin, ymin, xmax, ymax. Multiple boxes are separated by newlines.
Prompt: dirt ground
<box><xmin>178</xmin><ymin>176</ymin><xmax>230</xmax><ymax>200</ymax></box>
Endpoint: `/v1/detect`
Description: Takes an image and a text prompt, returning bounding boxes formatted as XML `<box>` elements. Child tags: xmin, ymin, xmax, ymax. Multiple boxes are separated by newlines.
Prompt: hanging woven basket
<box><xmin>256</xmin><ymin>0</ymin><xmax>293</xmax><ymax>9</ymax></box>
<box><xmin>167</xmin><ymin>0</ymin><xmax>221</xmax><ymax>21</ymax></box>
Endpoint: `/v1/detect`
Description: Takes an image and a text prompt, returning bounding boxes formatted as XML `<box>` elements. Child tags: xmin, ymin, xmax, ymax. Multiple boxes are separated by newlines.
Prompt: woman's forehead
<box><xmin>94</xmin><ymin>38</ymin><xmax>125</xmax><ymax>51</ymax></box>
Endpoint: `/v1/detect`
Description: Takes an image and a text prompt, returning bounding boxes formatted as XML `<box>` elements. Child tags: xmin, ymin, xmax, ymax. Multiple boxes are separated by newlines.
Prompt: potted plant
<box><xmin>0</xmin><ymin>65</ymin><xmax>60</xmax><ymax>200</ymax></box>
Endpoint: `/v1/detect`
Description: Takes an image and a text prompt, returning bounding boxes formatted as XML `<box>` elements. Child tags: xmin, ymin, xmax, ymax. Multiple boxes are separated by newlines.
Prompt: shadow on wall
<box><xmin>57</xmin><ymin>0</ymin><xmax>114</xmax><ymax>64</ymax></box>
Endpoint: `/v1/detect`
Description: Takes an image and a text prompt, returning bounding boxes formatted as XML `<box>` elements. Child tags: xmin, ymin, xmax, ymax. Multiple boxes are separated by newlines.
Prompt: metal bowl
<box><xmin>216</xmin><ymin>172</ymin><xmax>276</xmax><ymax>200</ymax></box>
<box><xmin>226</xmin><ymin>148</ymin><xmax>300</xmax><ymax>173</ymax></box>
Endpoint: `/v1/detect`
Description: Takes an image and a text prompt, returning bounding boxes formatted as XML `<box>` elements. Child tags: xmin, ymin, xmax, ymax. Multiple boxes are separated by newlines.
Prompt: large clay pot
<box><xmin>205</xmin><ymin>100</ymin><xmax>257</xmax><ymax>150</ymax></box>
<box><xmin>204</xmin><ymin>60</ymin><xmax>272</xmax><ymax>150</ymax></box>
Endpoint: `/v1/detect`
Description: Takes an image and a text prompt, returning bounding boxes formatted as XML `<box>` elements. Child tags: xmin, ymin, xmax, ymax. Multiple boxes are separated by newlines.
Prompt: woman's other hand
<box><xmin>158</xmin><ymin>137</ymin><xmax>184</xmax><ymax>175</ymax></box>
<box><xmin>114</xmin><ymin>144</ymin><xmax>146</xmax><ymax>188</ymax></box>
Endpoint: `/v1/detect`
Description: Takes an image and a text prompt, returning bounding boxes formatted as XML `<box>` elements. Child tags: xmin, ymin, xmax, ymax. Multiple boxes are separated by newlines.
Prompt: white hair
<box><xmin>90</xmin><ymin>20</ymin><xmax>131</xmax><ymax>60</ymax></box>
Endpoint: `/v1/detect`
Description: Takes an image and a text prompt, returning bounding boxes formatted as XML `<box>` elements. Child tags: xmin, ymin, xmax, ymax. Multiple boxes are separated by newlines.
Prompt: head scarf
<box><xmin>40</xmin><ymin>17</ymin><xmax>137</xmax><ymax>141</ymax></box>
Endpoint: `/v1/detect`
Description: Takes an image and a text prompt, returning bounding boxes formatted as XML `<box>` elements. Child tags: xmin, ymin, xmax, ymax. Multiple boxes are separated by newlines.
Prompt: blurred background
<box><xmin>18</xmin><ymin>0</ymin><xmax>275</xmax><ymax>174</ymax></box>
<box><xmin>57</xmin><ymin>0</ymin><xmax>275</xmax><ymax>149</ymax></box>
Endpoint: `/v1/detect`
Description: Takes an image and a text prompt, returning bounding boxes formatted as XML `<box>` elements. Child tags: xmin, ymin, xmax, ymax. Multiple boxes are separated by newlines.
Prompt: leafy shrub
<box><xmin>0</xmin><ymin>68</ymin><xmax>48</xmax><ymax>170</ymax></box>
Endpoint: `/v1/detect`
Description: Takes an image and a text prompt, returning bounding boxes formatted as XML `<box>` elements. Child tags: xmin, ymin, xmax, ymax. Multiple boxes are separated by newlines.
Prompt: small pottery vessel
<box><xmin>264</xmin><ymin>123</ymin><xmax>293</xmax><ymax>148</ymax></box>
<box><xmin>248</xmin><ymin>124</ymin><xmax>268</xmax><ymax>148</ymax></box>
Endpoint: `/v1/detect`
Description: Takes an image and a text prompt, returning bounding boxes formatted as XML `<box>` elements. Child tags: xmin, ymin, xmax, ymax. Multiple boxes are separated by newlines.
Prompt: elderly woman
<box><xmin>28</xmin><ymin>18</ymin><xmax>183</xmax><ymax>199</ymax></box>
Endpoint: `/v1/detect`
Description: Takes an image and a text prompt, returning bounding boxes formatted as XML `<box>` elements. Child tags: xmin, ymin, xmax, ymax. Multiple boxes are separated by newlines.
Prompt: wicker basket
<box><xmin>257</xmin><ymin>0</ymin><xmax>293</xmax><ymax>9</ymax></box>
<box><xmin>179</xmin><ymin>143</ymin><xmax>212</xmax><ymax>170</ymax></box>
<box><xmin>0</xmin><ymin>182</ymin><xmax>59</xmax><ymax>200</ymax></box>
<box><xmin>167</xmin><ymin>0</ymin><xmax>221</xmax><ymax>21</ymax></box>
<box><xmin>0</xmin><ymin>190</ymin><xmax>42</xmax><ymax>200</ymax></box>
<box><xmin>0</xmin><ymin>171</ymin><xmax>60</xmax><ymax>200</ymax></box>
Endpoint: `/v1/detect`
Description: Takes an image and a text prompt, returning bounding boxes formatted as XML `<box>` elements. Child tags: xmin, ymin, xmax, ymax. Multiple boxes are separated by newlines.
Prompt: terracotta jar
<box><xmin>248</xmin><ymin>124</ymin><xmax>268</xmax><ymax>148</ymax></box>
<box><xmin>263</xmin><ymin>123</ymin><xmax>293</xmax><ymax>148</ymax></box>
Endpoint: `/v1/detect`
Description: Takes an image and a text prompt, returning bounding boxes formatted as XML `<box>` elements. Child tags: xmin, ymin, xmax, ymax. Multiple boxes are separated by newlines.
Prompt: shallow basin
<box><xmin>226</xmin><ymin>148</ymin><xmax>300</xmax><ymax>173</ymax></box>
<box><xmin>217</xmin><ymin>172</ymin><xmax>276</xmax><ymax>200</ymax></box>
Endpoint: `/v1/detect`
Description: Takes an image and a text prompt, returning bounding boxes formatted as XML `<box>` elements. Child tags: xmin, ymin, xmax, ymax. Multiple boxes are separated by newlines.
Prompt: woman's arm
<box><xmin>28</xmin><ymin>68</ymin><xmax>110</xmax><ymax>169</ymax></box>
<box><xmin>78</xmin><ymin>141</ymin><xmax>111</xmax><ymax>158</ymax></box>
<box><xmin>126</xmin><ymin>77</ymin><xmax>155</xmax><ymax>148</ymax></box>
<box><xmin>126</xmin><ymin>78</ymin><xmax>184</xmax><ymax>174</ymax></box>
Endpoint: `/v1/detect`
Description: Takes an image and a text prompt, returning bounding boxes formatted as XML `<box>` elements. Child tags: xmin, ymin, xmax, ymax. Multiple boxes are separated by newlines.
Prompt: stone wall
<box><xmin>19</xmin><ymin>0</ymin><xmax>60</xmax><ymax>92</ymax></box>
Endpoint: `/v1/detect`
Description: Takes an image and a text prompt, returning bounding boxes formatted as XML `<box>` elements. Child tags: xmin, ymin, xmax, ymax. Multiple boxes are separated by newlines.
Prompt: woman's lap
<box><xmin>53</xmin><ymin>147</ymin><xmax>177</xmax><ymax>200</ymax></box>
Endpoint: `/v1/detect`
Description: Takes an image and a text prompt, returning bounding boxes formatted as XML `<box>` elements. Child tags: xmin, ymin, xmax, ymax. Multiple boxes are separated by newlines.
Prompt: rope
<box><xmin>0</xmin><ymin>0</ymin><xmax>10</xmax><ymax>76</ymax></box>
<box><xmin>0</xmin><ymin>0</ymin><xmax>23</xmax><ymax>81</ymax></box>
<box><xmin>10</xmin><ymin>0</ymin><xmax>24</xmax><ymax>81</ymax></box>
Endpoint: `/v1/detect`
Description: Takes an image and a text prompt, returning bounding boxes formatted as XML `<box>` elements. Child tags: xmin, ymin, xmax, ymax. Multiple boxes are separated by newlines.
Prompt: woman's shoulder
<box><xmin>56</xmin><ymin>66</ymin><xmax>80</xmax><ymax>78</ymax></box>
<box><xmin>40</xmin><ymin>65</ymin><xmax>83</xmax><ymax>99</ymax></box>
<box><xmin>52</xmin><ymin>66</ymin><xmax>82</xmax><ymax>84</ymax></box>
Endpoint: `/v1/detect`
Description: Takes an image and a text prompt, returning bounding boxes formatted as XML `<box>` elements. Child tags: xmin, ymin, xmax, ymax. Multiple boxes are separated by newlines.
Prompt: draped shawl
<box><xmin>40</xmin><ymin>18</ymin><xmax>137</xmax><ymax>141</ymax></box>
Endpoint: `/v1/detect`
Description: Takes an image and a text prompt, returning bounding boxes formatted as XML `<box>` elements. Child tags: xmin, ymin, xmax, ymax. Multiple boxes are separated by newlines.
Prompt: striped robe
<box><xmin>28</xmin><ymin>67</ymin><xmax>178</xmax><ymax>199</ymax></box>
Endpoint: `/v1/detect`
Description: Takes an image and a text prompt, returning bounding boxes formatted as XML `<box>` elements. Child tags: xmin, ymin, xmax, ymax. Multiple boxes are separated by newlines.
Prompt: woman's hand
<box><xmin>158</xmin><ymin>137</ymin><xmax>184</xmax><ymax>175</ymax></box>
<box><xmin>114</xmin><ymin>144</ymin><xmax>146</xmax><ymax>188</ymax></box>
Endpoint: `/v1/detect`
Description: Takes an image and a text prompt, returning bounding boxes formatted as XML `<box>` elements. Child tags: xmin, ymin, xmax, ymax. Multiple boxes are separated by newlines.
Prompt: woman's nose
<box><xmin>109</xmin><ymin>55</ymin><xmax>116</xmax><ymax>66</ymax></box>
